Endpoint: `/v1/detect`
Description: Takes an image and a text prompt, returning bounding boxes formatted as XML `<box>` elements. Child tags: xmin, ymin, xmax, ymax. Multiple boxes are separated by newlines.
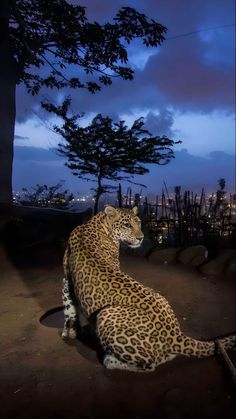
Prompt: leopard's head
<box><xmin>104</xmin><ymin>206</ymin><xmax>144</xmax><ymax>248</ymax></box>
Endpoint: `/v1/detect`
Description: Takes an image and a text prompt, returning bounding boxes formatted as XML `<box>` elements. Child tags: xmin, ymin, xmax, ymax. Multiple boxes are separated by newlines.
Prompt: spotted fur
<box><xmin>62</xmin><ymin>206</ymin><xmax>236</xmax><ymax>372</ymax></box>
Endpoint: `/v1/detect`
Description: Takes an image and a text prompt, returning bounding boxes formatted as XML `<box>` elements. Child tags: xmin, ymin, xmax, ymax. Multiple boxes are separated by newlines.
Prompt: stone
<box><xmin>191</xmin><ymin>251</ymin><xmax>208</xmax><ymax>267</ymax></box>
<box><xmin>200</xmin><ymin>249</ymin><xmax>236</xmax><ymax>276</ymax></box>
<box><xmin>178</xmin><ymin>245</ymin><xmax>208</xmax><ymax>266</ymax></box>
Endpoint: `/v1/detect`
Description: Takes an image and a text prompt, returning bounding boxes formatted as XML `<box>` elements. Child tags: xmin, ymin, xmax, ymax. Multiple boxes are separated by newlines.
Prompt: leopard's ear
<box><xmin>132</xmin><ymin>206</ymin><xmax>138</xmax><ymax>215</ymax></box>
<box><xmin>104</xmin><ymin>205</ymin><xmax>119</xmax><ymax>221</ymax></box>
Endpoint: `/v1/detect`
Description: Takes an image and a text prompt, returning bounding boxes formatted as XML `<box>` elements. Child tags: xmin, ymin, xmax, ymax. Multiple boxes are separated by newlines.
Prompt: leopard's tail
<box><xmin>172</xmin><ymin>333</ymin><xmax>236</xmax><ymax>358</ymax></box>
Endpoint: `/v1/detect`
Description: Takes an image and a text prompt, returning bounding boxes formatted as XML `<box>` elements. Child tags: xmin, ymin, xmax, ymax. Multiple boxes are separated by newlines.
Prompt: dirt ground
<box><xmin>0</xmin><ymin>244</ymin><xmax>236</xmax><ymax>419</ymax></box>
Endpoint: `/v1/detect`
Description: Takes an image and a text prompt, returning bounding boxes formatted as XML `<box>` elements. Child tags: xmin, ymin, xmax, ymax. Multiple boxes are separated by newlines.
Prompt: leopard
<box><xmin>61</xmin><ymin>205</ymin><xmax>236</xmax><ymax>372</ymax></box>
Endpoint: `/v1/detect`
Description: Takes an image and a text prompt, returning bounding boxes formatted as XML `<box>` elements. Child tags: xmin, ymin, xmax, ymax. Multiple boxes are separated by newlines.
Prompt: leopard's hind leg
<box><xmin>96</xmin><ymin>306</ymin><xmax>174</xmax><ymax>372</ymax></box>
<box><xmin>62</xmin><ymin>277</ymin><xmax>77</xmax><ymax>339</ymax></box>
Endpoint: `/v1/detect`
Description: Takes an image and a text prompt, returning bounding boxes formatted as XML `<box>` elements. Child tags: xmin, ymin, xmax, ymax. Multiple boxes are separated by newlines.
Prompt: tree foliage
<box><xmin>43</xmin><ymin>97</ymin><xmax>180</xmax><ymax>212</ymax></box>
<box><xmin>0</xmin><ymin>0</ymin><xmax>167</xmax><ymax>204</ymax></box>
<box><xmin>9</xmin><ymin>0</ymin><xmax>167</xmax><ymax>93</ymax></box>
<box><xmin>215</xmin><ymin>178</ymin><xmax>227</xmax><ymax>215</ymax></box>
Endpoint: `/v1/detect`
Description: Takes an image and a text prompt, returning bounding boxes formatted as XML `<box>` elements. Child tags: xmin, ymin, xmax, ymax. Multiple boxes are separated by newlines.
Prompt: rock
<box><xmin>191</xmin><ymin>251</ymin><xmax>208</xmax><ymax>267</ymax></box>
<box><xmin>148</xmin><ymin>247</ymin><xmax>180</xmax><ymax>265</ymax></box>
<box><xmin>178</xmin><ymin>245</ymin><xmax>208</xmax><ymax>266</ymax></box>
<box><xmin>200</xmin><ymin>249</ymin><xmax>236</xmax><ymax>275</ymax></box>
<box><xmin>226</xmin><ymin>257</ymin><xmax>236</xmax><ymax>274</ymax></box>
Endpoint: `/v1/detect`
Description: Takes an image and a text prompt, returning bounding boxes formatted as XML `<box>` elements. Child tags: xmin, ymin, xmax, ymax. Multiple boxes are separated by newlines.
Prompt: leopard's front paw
<box><xmin>61</xmin><ymin>329</ymin><xmax>68</xmax><ymax>339</ymax></box>
<box><xmin>61</xmin><ymin>327</ymin><xmax>77</xmax><ymax>339</ymax></box>
<box><xmin>68</xmin><ymin>328</ymin><xmax>77</xmax><ymax>339</ymax></box>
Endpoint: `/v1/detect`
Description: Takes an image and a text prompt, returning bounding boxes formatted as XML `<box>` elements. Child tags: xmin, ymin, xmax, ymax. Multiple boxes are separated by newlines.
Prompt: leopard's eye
<box><xmin>123</xmin><ymin>222</ymin><xmax>132</xmax><ymax>228</ymax></box>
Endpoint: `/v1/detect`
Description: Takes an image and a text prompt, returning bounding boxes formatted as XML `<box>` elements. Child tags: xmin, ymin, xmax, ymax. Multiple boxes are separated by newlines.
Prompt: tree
<box><xmin>0</xmin><ymin>0</ymin><xmax>167</xmax><ymax>204</ymax></box>
<box><xmin>43</xmin><ymin>98</ymin><xmax>180</xmax><ymax>213</ymax></box>
<box><xmin>215</xmin><ymin>178</ymin><xmax>227</xmax><ymax>216</ymax></box>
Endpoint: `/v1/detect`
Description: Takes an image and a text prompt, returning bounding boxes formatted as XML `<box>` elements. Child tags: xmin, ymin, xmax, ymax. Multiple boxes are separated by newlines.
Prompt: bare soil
<box><xmin>0</xmin><ymin>244</ymin><xmax>236</xmax><ymax>419</ymax></box>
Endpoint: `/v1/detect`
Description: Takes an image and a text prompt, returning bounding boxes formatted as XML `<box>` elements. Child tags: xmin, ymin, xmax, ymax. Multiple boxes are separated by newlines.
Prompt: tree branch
<box><xmin>41</xmin><ymin>53</ymin><xmax>72</xmax><ymax>83</ymax></box>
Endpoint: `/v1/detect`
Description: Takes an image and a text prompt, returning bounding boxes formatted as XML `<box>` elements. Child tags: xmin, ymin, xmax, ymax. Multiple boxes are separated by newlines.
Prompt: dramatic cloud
<box><xmin>144</xmin><ymin>109</ymin><xmax>177</xmax><ymax>138</ymax></box>
<box><xmin>15</xmin><ymin>0</ymin><xmax>235</xmax><ymax>121</ymax></box>
<box><xmin>14</xmin><ymin>0</ymin><xmax>235</xmax><ymax>193</ymax></box>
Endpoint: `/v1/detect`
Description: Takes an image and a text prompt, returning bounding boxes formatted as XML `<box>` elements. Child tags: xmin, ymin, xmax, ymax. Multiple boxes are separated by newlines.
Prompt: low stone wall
<box><xmin>0</xmin><ymin>203</ymin><xmax>92</xmax><ymax>227</ymax></box>
<box><xmin>148</xmin><ymin>245</ymin><xmax>236</xmax><ymax>276</ymax></box>
<box><xmin>200</xmin><ymin>249</ymin><xmax>236</xmax><ymax>276</ymax></box>
<box><xmin>0</xmin><ymin>204</ymin><xmax>93</xmax><ymax>253</ymax></box>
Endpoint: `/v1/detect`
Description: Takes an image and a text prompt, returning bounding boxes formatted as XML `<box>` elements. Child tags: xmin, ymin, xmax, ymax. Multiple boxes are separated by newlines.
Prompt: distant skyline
<box><xmin>14</xmin><ymin>0</ymin><xmax>235</xmax><ymax>193</ymax></box>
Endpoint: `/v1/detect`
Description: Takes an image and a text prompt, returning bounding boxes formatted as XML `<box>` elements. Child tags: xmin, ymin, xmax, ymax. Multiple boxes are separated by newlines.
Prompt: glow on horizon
<box><xmin>172</xmin><ymin>111</ymin><xmax>235</xmax><ymax>156</ymax></box>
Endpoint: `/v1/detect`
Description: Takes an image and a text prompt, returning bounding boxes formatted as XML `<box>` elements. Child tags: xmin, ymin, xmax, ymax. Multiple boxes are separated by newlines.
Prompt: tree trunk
<box><xmin>0</xmin><ymin>79</ymin><xmax>16</xmax><ymax>204</ymax></box>
<box><xmin>94</xmin><ymin>194</ymin><xmax>99</xmax><ymax>215</ymax></box>
<box><xmin>94</xmin><ymin>189</ymin><xmax>103</xmax><ymax>214</ymax></box>
<box><xmin>117</xmin><ymin>183</ymin><xmax>122</xmax><ymax>208</ymax></box>
<box><xmin>94</xmin><ymin>176</ymin><xmax>103</xmax><ymax>214</ymax></box>
<box><xmin>0</xmin><ymin>1</ymin><xmax>17</xmax><ymax>204</ymax></box>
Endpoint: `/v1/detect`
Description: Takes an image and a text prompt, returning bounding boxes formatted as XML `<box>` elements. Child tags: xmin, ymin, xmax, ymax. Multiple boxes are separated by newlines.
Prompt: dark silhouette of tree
<box><xmin>215</xmin><ymin>178</ymin><xmax>227</xmax><ymax>216</ymax></box>
<box><xmin>0</xmin><ymin>0</ymin><xmax>167</xmax><ymax>203</ymax></box>
<box><xmin>217</xmin><ymin>178</ymin><xmax>226</xmax><ymax>196</ymax></box>
<box><xmin>19</xmin><ymin>182</ymin><xmax>74</xmax><ymax>208</ymax></box>
<box><xmin>43</xmin><ymin>98</ymin><xmax>180</xmax><ymax>213</ymax></box>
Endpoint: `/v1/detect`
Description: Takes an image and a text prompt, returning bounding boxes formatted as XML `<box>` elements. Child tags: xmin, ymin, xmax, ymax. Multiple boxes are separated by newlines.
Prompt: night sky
<box><xmin>13</xmin><ymin>0</ymin><xmax>235</xmax><ymax>195</ymax></box>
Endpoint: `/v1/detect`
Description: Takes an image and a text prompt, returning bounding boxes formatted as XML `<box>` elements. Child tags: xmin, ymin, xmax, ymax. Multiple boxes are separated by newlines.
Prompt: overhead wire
<box><xmin>166</xmin><ymin>23</ymin><xmax>235</xmax><ymax>41</ymax></box>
